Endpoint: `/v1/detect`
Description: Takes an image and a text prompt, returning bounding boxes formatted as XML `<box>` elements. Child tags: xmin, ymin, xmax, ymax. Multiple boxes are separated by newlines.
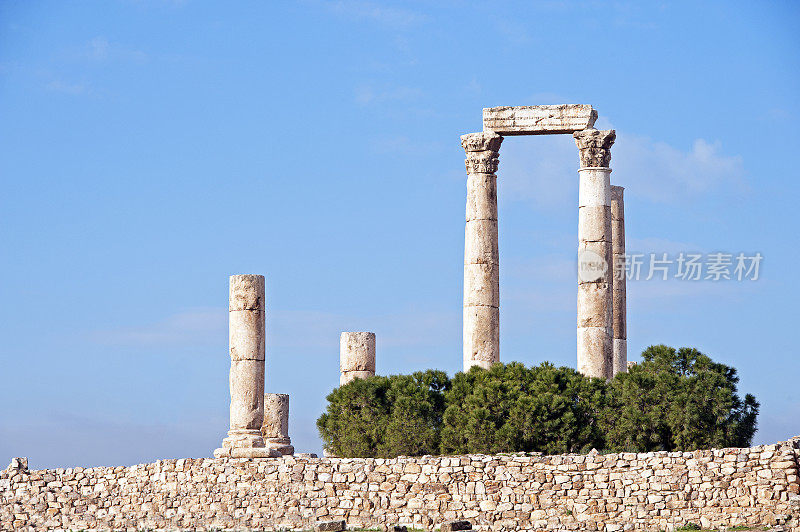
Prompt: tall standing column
<box><xmin>214</xmin><ymin>274</ymin><xmax>278</xmax><ymax>459</ymax></box>
<box><xmin>574</xmin><ymin>129</ymin><xmax>616</xmax><ymax>379</ymax></box>
<box><xmin>611</xmin><ymin>185</ymin><xmax>627</xmax><ymax>375</ymax></box>
<box><xmin>462</xmin><ymin>132</ymin><xmax>503</xmax><ymax>371</ymax></box>
<box><xmin>340</xmin><ymin>332</ymin><xmax>376</xmax><ymax>385</ymax></box>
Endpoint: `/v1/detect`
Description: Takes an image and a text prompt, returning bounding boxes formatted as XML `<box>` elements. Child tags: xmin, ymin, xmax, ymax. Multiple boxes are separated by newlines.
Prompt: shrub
<box><xmin>601</xmin><ymin>345</ymin><xmax>759</xmax><ymax>452</ymax></box>
<box><xmin>440</xmin><ymin>362</ymin><xmax>608</xmax><ymax>455</ymax></box>
<box><xmin>317</xmin><ymin>348</ymin><xmax>758</xmax><ymax>457</ymax></box>
<box><xmin>316</xmin><ymin>370</ymin><xmax>449</xmax><ymax>457</ymax></box>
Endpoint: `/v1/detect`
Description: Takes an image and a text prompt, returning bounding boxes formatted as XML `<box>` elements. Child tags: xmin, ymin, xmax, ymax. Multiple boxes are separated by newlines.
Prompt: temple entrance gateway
<box><xmin>460</xmin><ymin>105</ymin><xmax>626</xmax><ymax>379</ymax></box>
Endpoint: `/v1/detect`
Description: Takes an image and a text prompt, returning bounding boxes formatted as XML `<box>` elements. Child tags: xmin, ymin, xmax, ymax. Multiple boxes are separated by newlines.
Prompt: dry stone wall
<box><xmin>2</xmin><ymin>438</ymin><xmax>799</xmax><ymax>531</ymax></box>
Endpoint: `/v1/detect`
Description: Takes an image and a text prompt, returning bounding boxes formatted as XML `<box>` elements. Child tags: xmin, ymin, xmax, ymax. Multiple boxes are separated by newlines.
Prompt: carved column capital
<box><xmin>574</xmin><ymin>128</ymin><xmax>616</xmax><ymax>168</ymax></box>
<box><xmin>461</xmin><ymin>131</ymin><xmax>503</xmax><ymax>174</ymax></box>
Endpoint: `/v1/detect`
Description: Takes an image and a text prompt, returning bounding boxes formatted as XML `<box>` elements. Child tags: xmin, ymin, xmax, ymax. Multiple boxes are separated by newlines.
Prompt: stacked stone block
<box><xmin>574</xmin><ymin>128</ymin><xmax>616</xmax><ymax>380</ymax></box>
<box><xmin>263</xmin><ymin>393</ymin><xmax>294</xmax><ymax>455</ymax></box>
<box><xmin>461</xmin><ymin>131</ymin><xmax>503</xmax><ymax>371</ymax></box>
<box><xmin>3</xmin><ymin>438</ymin><xmax>798</xmax><ymax>531</ymax></box>
<box><xmin>214</xmin><ymin>274</ymin><xmax>279</xmax><ymax>459</ymax></box>
<box><xmin>340</xmin><ymin>332</ymin><xmax>376</xmax><ymax>385</ymax></box>
<box><xmin>610</xmin><ymin>185</ymin><xmax>627</xmax><ymax>375</ymax></box>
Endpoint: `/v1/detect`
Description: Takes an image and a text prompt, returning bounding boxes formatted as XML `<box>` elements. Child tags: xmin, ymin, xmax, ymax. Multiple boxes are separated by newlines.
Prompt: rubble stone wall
<box><xmin>2</xmin><ymin>438</ymin><xmax>799</xmax><ymax>531</ymax></box>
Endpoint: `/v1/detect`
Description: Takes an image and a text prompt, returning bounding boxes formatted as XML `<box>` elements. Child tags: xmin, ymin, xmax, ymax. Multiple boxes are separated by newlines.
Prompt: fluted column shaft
<box><xmin>574</xmin><ymin>129</ymin><xmax>616</xmax><ymax>379</ymax></box>
<box><xmin>611</xmin><ymin>185</ymin><xmax>627</xmax><ymax>375</ymax></box>
<box><xmin>461</xmin><ymin>132</ymin><xmax>503</xmax><ymax>371</ymax></box>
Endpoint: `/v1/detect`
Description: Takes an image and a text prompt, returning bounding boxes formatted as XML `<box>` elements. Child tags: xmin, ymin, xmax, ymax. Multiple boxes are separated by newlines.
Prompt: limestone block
<box><xmin>229</xmin><ymin>447</ymin><xmax>280</xmax><ymax>458</ymax></box>
<box><xmin>440</xmin><ymin>520</ymin><xmax>473</xmax><ymax>531</ymax></box>
<box><xmin>340</xmin><ymin>370</ymin><xmax>375</xmax><ymax>386</ymax></box>
<box><xmin>465</xmin><ymin>174</ymin><xmax>497</xmax><ymax>222</ymax></box>
<box><xmin>265</xmin><ymin>442</ymin><xmax>294</xmax><ymax>455</ymax></box>
<box><xmin>229</xmin><ymin>310</ymin><xmax>265</xmax><ymax>361</ymax></box>
<box><xmin>463</xmin><ymin>263</ymin><xmax>499</xmax><ymax>307</ymax></box>
<box><xmin>578</xmin><ymin>168</ymin><xmax>611</xmax><ymax>207</ymax></box>
<box><xmin>483</xmin><ymin>105</ymin><xmax>597</xmax><ymax>136</ymax></box>
<box><xmin>229</xmin><ymin>359</ymin><xmax>265</xmax><ymax>431</ymax></box>
<box><xmin>213</xmin><ymin>444</ymin><xmax>279</xmax><ymax>458</ymax></box>
<box><xmin>262</xmin><ymin>393</ymin><xmax>289</xmax><ymax>440</ymax></box>
<box><xmin>463</xmin><ymin>305</ymin><xmax>499</xmax><ymax>369</ymax></box>
<box><xmin>577</xmin><ymin>283</ymin><xmax>612</xmax><ymax>328</ymax></box>
<box><xmin>577</xmin><ymin>326</ymin><xmax>612</xmax><ymax>379</ymax></box>
<box><xmin>613</xmin><ymin>339</ymin><xmax>628</xmax><ymax>375</ymax></box>
<box><xmin>340</xmin><ymin>332</ymin><xmax>376</xmax><ymax>373</ymax></box>
<box><xmin>5</xmin><ymin>457</ymin><xmax>27</xmax><ymax>473</ymax></box>
<box><xmin>315</xmin><ymin>519</ymin><xmax>346</xmax><ymax>531</ymax></box>
<box><xmin>229</xmin><ymin>274</ymin><xmax>265</xmax><ymax>311</ymax></box>
<box><xmin>578</xmin><ymin>241</ymin><xmax>612</xmax><ymax>284</ymax></box>
<box><xmin>578</xmin><ymin>206</ymin><xmax>612</xmax><ymax>242</ymax></box>
<box><xmin>464</xmin><ymin>220</ymin><xmax>499</xmax><ymax>265</ymax></box>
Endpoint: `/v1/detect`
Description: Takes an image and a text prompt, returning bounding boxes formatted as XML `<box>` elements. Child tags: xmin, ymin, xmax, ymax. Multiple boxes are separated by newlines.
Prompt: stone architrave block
<box><xmin>483</xmin><ymin>104</ymin><xmax>597</xmax><ymax>135</ymax></box>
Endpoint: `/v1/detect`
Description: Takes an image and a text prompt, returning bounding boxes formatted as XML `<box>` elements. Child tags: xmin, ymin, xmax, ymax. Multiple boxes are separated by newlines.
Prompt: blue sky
<box><xmin>1</xmin><ymin>1</ymin><xmax>798</xmax><ymax>469</ymax></box>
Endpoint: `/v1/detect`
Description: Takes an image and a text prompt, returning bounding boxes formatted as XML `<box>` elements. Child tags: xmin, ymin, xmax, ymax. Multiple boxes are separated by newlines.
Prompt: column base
<box><xmin>213</xmin><ymin>447</ymin><xmax>281</xmax><ymax>459</ymax></box>
<box><xmin>221</xmin><ymin>428</ymin><xmax>266</xmax><ymax>449</ymax></box>
<box><xmin>265</xmin><ymin>437</ymin><xmax>294</xmax><ymax>455</ymax></box>
<box><xmin>215</xmin><ymin>428</ymin><xmax>278</xmax><ymax>458</ymax></box>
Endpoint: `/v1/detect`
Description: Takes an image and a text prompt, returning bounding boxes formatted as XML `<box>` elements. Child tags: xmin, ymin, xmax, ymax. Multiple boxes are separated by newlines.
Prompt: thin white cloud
<box><xmin>613</xmin><ymin>134</ymin><xmax>747</xmax><ymax>203</ymax></box>
<box><xmin>626</xmin><ymin>237</ymin><xmax>705</xmax><ymax>255</ymax></box>
<box><xmin>269</xmin><ymin>309</ymin><xmax>459</xmax><ymax>350</ymax></box>
<box><xmin>497</xmin><ymin>130</ymin><xmax>747</xmax><ymax>208</ymax></box>
<box><xmin>89</xmin><ymin>308</ymin><xmax>226</xmax><ymax>347</ymax></box>
<box><xmin>325</xmin><ymin>0</ymin><xmax>426</xmax><ymax>27</ymax></box>
<box><xmin>493</xmin><ymin>18</ymin><xmax>532</xmax><ymax>45</ymax></box>
<box><xmin>46</xmin><ymin>79</ymin><xmax>89</xmax><ymax>95</ymax></box>
<box><xmin>89</xmin><ymin>36</ymin><xmax>110</xmax><ymax>60</ymax></box>
<box><xmin>355</xmin><ymin>84</ymin><xmax>423</xmax><ymax>105</ymax></box>
<box><xmin>83</xmin><ymin>36</ymin><xmax>148</xmax><ymax>64</ymax></box>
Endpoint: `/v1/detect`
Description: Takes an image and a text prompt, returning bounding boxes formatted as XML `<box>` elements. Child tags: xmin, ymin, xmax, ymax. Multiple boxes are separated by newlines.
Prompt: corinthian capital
<box><xmin>461</xmin><ymin>131</ymin><xmax>503</xmax><ymax>174</ymax></box>
<box><xmin>574</xmin><ymin>128</ymin><xmax>616</xmax><ymax>168</ymax></box>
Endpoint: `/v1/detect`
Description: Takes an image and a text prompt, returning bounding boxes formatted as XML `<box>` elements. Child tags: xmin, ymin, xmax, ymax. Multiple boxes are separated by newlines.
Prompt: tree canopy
<box><xmin>317</xmin><ymin>346</ymin><xmax>759</xmax><ymax>458</ymax></box>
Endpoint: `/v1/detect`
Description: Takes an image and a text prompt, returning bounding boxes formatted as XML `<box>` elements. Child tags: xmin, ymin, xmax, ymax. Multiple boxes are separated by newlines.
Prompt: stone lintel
<box><xmin>483</xmin><ymin>104</ymin><xmax>597</xmax><ymax>136</ymax></box>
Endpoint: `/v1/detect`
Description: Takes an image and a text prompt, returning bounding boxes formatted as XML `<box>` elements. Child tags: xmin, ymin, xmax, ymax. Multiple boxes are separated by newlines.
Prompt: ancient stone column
<box><xmin>574</xmin><ymin>129</ymin><xmax>616</xmax><ymax>380</ymax></box>
<box><xmin>262</xmin><ymin>393</ymin><xmax>294</xmax><ymax>455</ymax></box>
<box><xmin>462</xmin><ymin>131</ymin><xmax>503</xmax><ymax>371</ymax></box>
<box><xmin>340</xmin><ymin>332</ymin><xmax>376</xmax><ymax>385</ymax></box>
<box><xmin>214</xmin><ymin>274</ymin><xmax>279</xmax><ymax>458</ymax></box>
<box><xmin>611</xmin><ymin>185</ymin><xmax>627</xmax><ymax>375</ymax></box>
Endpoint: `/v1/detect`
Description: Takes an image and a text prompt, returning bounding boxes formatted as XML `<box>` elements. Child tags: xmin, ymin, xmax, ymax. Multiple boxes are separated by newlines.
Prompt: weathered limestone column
<box><xmin>214</xmin><ymin>274</ymin><xmax>279</xmax><ymax>458</ymax></box>
<box><xmin>340</xmin><ymin>332</ymin><xmax>375</xmax><ymax>385</ymax></box>
<box><xmin>262</xmin><ymin>393</ymin><xmax>294</xmax><ymax>455</ymax></box>
<box><xmin>611</xmin><ymin>185</ymin><xmax>627</xmax><ymax>375</ymax></box>
<box><xmin>574</xmin><ymin>129</ymin><xmax>616</xmax><ymax>380</ymax></box>
<box><xmin>462</xmin><ymin>132</ymin><xmax>503</xmax><ymax>371</ymax></box>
